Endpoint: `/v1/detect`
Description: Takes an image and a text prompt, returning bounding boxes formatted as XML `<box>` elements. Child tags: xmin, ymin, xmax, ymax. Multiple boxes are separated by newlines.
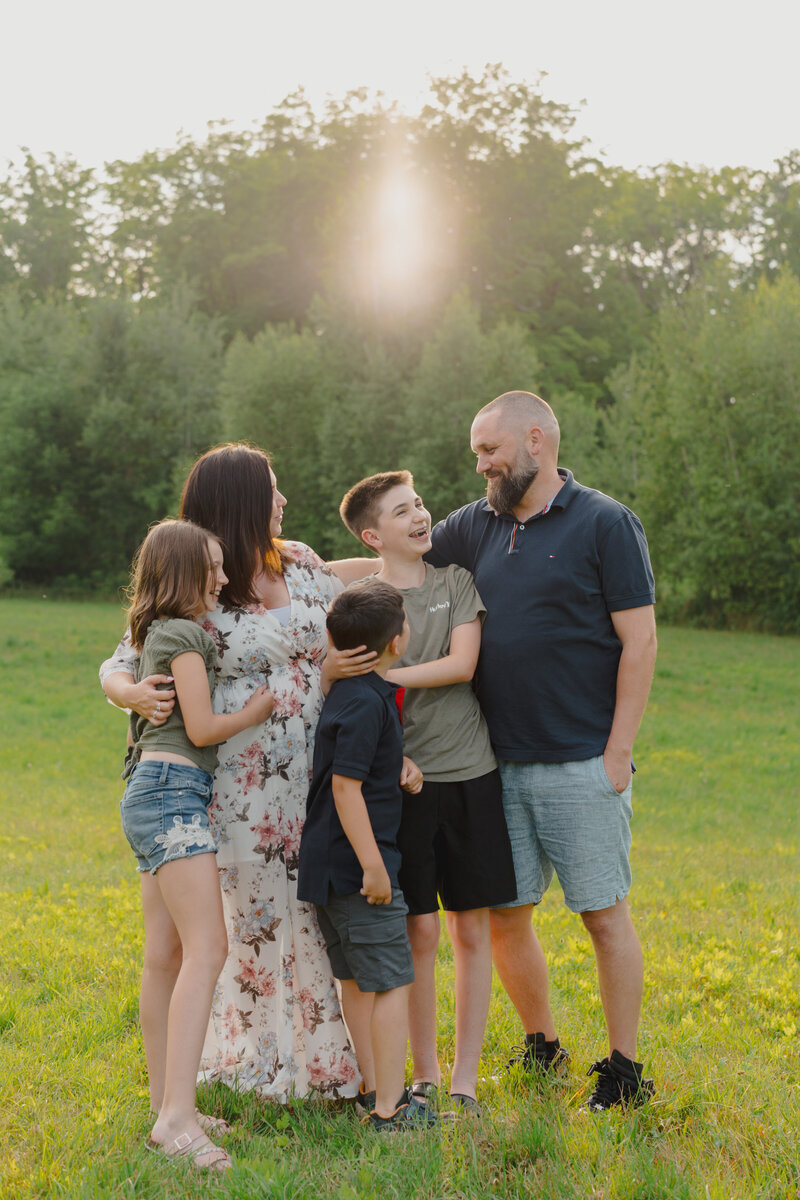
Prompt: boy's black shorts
<box><xmin>397</xmin><ymin>768</ymin><xmax>517</xmax><ymax>914</ymax></box>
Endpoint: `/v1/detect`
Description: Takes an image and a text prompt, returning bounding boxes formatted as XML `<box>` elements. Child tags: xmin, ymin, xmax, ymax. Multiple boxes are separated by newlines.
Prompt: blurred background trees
<box><xmin>0</xmin><ymin>67</ymin><xmax>797</xmax><ymax>629</ymax></box>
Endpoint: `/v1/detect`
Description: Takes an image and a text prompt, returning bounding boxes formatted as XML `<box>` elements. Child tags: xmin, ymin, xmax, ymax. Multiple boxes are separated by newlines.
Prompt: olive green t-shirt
<box><xmin>391</xmin><ymin>563</ymin><xmax>496</xmax><ymax>783</ymax></box>
<box><xmin>127</xmin><ymin>617</ymin><xmax>219</xmax><ymax>776</ymax></box>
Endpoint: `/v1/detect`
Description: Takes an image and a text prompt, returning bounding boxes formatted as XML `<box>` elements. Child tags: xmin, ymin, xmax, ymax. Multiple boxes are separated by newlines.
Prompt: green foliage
<box><xmin>609</xmin><ymin>271</ymin><xmax>800</xmax><ymax>631</ymax></box>
<box><xmin>403</xmin><ymin>294</ymin><xmax>542</xmax><ymax>521</ymax></box>
<box><xmin>0</xmin><ymin>152</ymin><xmax>100</xmax><ymax>298</ymax></box>
<box><xmin>218</xmin><ymin>294</ymin><xmax>544</xmax><ymax>558</ymax></box>
<box><xmin>592</xmin><ymin>162</ymin><xmax>755</xmax><ymax>305</ymax></box>
<box><xmin>0</xmin><ymin>287</ymin><xmax>223</xmax><ymax>586</ymax></box>
<box><xmin>0</xmin><ymin>543</ymin><xmax>14</xmax><ymax>589</ymax></box>
<box><xmin>753</xmin><ymin>150</ymin><xmax>800</xmax><ymax>281</ymax></box>
<box><xmin>220</xmin><ymin>321</ymin><xmax>330</xmax><ymax>548</ymax></box>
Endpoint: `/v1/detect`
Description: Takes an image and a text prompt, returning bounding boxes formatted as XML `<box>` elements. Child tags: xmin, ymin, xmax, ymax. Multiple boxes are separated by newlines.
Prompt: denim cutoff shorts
<box><xmin>120</xmin><ymin>760</ymin><xmax>217</xmax><ymax>875</ymax></box>
<box><xmin>498</xmin><ymin>756</ymin><xmax>633</xmax><ymax>913</ymax></box>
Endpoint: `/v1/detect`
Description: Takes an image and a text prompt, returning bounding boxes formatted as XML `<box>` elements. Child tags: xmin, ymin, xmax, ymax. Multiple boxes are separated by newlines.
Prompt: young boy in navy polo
<box><xmin>338</xmin><ymin>471</ymin><xmax>517</xmax><ymax>1114</ymax></box>
<box><xmin>297</xmin><ymin>580</ymin><xmax>439</xmax><ymax>1131</ymax></box>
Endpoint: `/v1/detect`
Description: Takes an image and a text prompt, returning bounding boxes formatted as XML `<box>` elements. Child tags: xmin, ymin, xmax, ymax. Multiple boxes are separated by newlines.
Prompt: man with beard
<box><xmin>426</xmin><ymin>390</ymin><xmax>658</xmax><ymax>1112</ymax></box>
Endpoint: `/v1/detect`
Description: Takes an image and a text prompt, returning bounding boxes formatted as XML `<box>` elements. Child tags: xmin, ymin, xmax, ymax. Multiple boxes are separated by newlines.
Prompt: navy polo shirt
<box><xmin>297</xmin><ymin>673</ymin><xmax>404</xmax><ymax>905</ymax></box>
<box><xmin>427</xmin><ymin>469</ymin><xmax>655</xmax><ymax>763</ymax></box>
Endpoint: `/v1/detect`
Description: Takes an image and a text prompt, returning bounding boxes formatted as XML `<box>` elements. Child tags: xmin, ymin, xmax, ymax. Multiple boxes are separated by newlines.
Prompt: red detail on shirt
<box><xmin>394</xmin><ymin>687</ymin><xmax>405</xmax><ymax>724</ymax></box>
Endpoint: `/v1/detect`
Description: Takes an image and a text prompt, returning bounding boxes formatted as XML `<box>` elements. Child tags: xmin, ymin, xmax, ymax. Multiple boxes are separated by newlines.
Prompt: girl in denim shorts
<box><xmin>119</xmin><ymin>520</ymin><xmax>275</xmax><ymax>1171</ymax></box>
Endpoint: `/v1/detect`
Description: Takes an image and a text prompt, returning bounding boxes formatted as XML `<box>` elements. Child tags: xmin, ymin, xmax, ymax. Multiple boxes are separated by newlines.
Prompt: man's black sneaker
<box><xmin>363</xmin><ymin>1098</ymin><xmax>440</xmax><ymax>1132</ymax></box>
<box><xmin>506</xmin><ymin>1033</ymin><xmax>571</xmax><ymax>1076</ymax></box>
<box><xmin>580</xmin><ymin>1050</ymin><xmax>655</xmax><ymax>1112</ymax></box>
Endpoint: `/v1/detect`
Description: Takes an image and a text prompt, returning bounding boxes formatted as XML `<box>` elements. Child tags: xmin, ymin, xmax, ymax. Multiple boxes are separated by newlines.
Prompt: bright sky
<box><xmin>3</xmin><ymin>0</ymin><xmax>797</xmax><ymax>174</ymax></box>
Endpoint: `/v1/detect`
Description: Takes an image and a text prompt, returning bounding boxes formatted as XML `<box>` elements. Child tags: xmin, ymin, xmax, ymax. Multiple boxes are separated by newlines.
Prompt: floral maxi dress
<box><xmin>102</xmin><ymin>543</ymin><xmax>359</xmax><ymax>1101</ymax></box>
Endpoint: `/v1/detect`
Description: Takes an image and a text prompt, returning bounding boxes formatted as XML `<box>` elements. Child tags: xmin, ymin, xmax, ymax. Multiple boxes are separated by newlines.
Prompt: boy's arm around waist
<box><xmin>386</xmin><ymin>617</ymin><xmax>481</xmax><ymax>689</ymax></box>
<box><xmin>332</xmin><ymin>774</ymin><xmax>392</xmax><ymax>905</ymax></box>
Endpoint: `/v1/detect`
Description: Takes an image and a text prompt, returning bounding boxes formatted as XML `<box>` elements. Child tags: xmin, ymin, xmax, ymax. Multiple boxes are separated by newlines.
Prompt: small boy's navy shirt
<box><xmin>426</xmin><ymin>469</ymin><xmax>656</xmax><ymax>763</ymax></box>
<box><xmin>297</xmin><ymin>673</ymin><xmax>404</xmax><ymax>906</ymax></box>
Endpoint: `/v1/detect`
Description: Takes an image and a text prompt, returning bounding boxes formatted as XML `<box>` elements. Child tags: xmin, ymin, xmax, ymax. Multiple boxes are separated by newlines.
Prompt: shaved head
<box><xmin>476</xmin><ymin>391</ymin><xmax>560</xmax><ymax>452</ymax></box>
<box><xmin>470</xmin><ymin>390</ymin><xmax>563</xmax><ymax>514</ymax></box>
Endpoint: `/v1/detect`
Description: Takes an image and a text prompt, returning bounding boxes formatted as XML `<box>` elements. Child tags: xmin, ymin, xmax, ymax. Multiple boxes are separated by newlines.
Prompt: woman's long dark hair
<box><xmin>180</xmin><ymin>443</ymin><xmax>290</xmax><ymax>608</ymax></box>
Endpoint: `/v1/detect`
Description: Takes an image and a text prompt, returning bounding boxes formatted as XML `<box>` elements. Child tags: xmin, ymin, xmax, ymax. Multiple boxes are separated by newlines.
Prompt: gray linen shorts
<box><xmin>497</xmin><ymin>756</ymin><xmax>633</xmax><ymax>913</ymax></box>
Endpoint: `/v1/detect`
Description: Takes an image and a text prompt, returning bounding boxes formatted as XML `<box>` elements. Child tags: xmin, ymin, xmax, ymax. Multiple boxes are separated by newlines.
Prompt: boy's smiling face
<box><xmin>363</xmin><ymin>484</ymin><xmax>432</xmax><ymax>560</ymax></box>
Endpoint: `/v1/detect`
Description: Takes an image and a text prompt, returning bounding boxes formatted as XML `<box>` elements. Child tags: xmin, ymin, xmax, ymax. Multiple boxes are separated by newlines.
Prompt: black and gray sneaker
<box><xmin>363</xmin><ymin>1097</ymin><xmax>440</xmax><ymax>1132</ymax></box>
<box><xmin>449</xmin><ymin>1092</ymin><xmax>482</xmax><ymax>1117</ymax></box>
<box><xmin>407</xmin><ymin>1081</ymin><xmax>439</xmax><ymax>1107</ymax></box>
<box><xmin>580</xmin><ymin>1050</ymin><xmax>655</xmax><ymax>1112</ymax></box>
<box><xmin>354</xmin><ymin>1083</ymin><xmax>377</xmax><ymax>1117</ymax></box>
<box><xmin>506</xmin><ymin>1032</ymin><xmax>571</xmax><ymax>1077</ymax></box>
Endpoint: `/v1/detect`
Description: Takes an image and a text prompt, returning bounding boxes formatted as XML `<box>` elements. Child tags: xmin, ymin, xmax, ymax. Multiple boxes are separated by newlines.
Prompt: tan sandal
<box><xmin>150</xmin><ymin>1110</ymin><xmax>232</xmax><ymax>1136</ymax></box>
<box><xmin>196</xmin><ymin>1112</ymin><xmax>232</xmax><ymax>1135</ymax></box>
<box><xmin>146</xmin><ymin>1130</ymin><xmax>232</xmax><ymax>1171</ymax></box>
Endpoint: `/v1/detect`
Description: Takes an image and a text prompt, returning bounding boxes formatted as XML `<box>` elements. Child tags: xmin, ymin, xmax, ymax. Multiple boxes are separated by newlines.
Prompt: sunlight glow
<box><xmin>371</xmin><ymin>169</ymin><xmax>431</xmax><ymax>301</ymax></box>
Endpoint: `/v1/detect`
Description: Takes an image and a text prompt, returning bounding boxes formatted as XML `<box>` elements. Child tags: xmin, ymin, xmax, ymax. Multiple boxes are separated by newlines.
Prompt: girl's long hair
<box><xmin>179</xmin><ymin>442</ymin><xmax>292</xmax><ymax>609</ymax></box>
<box><xmin>127</xmin><ymin>519</ymin><xmax>216</xmax><ymax>651</ymax></box>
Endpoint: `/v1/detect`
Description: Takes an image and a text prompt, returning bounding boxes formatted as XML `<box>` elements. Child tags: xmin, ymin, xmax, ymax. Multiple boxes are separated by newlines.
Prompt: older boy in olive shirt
<box><xmin>339</xmin><ymin>471</ymin><xmax>516</xmax><ymax>1113</ymax></box>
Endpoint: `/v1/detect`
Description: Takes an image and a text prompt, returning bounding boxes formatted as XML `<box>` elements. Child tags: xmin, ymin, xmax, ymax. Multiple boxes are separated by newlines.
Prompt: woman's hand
<box><xmin>326</xmin><ymin>644</ymin><xmax>379</xmax><ymax>679</ymax></box>
<box><xmin>320</xmin><ymin>643</ymin><xmax>378</xmax><ymax>694</ymax></box>
<box><xmin>131</xmin><ymin>674</ymin><xmax>176</xmax><ymax>725</ymax></box>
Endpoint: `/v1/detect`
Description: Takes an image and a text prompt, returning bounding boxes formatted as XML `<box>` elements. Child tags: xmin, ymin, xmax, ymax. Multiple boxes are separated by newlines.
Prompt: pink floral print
<box><xmin>197</xmin><ymin>545</ymin><xmax>359</xmax><ymax>1100</ymax></box>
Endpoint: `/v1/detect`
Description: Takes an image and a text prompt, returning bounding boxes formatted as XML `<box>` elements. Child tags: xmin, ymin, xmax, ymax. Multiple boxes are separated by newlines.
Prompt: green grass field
<box><xmin>0</xmin><ymin>598</ymin><xmax>797</xmax><ymax>1199</ymax></box>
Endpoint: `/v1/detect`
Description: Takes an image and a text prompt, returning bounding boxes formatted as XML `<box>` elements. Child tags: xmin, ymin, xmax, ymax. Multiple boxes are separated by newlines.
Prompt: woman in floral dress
<box><xmin>101</xmin><ymin>444</ymin><xmax>375</xmax><ymax>1102</ymax></box>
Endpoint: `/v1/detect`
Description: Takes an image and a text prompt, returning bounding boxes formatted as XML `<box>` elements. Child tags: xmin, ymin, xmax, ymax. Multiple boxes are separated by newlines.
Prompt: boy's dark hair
<box><xmin>339</xmin><ymin>471</ymin><xmax>414</xmax><ymax>542</ymax></box>
<box><xmin>327</xmin><ymin>580</ymin><xmax>405</xmax><ymax>657</ymax></box>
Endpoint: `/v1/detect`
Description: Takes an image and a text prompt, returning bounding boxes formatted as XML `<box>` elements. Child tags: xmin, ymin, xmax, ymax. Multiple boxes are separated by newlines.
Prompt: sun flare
<box><xmin>371</xmin><ymin>169</ymin><xmax>431</xmax><ymax>299</ymax></box>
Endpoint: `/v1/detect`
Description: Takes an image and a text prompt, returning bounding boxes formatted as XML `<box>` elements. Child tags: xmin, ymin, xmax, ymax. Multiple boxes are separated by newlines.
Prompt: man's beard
<box><xmin>486</xmin><ymin>455</ymin><xmax>539</xmax><ymax>513</ymax></box>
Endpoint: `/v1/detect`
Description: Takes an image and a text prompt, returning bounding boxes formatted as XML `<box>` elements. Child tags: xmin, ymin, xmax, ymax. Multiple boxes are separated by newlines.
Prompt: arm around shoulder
<box><xmin>426</xmin><ymin>506</ymin><xmax>477</xmax><ymax>570</ymax></box>
<box><xmin>103</xmin><ymin>670</ymin><xmax>177</xmax><ymax>724</ymax></box>
<box><xmin>387</xmin><ymin>617</ymin><xmax>481</xmax><ymax>689</ymax></box>
<box><xmin>328</xmin><ymin>557</ymin><xmax>380</xmax><ymax>586</ymax></box>
<box><xmin>100</xmin><ymin>633</ymin><xmax>177</xmax><ymax>724</ymax></box>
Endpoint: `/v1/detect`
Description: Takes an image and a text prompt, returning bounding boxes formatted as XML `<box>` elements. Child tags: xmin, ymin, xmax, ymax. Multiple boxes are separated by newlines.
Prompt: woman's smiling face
<box><xmin>270</xmin><ymin>470</ymin><xmax>287</xmax><ymax>539</ymax></box>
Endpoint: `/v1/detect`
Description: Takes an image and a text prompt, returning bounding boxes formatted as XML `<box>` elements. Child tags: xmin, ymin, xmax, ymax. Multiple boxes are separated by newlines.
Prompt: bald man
<box><xmin>426</xmin><ymin>390</ymin><xmax>657</xmax><ymax>1112</ymax></box>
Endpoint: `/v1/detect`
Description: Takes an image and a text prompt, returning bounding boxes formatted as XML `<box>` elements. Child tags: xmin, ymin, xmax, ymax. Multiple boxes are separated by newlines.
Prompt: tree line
<box><xmin>1</xmin><ymin>68</ymin><xmax>798</xmax><ymax>630</ymax></box>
